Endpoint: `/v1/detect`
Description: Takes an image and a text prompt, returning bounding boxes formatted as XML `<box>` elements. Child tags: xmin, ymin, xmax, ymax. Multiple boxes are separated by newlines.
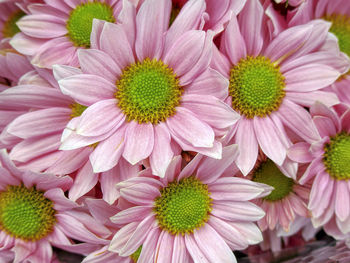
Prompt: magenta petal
<box><xmin>77</xmin><ymin>99</ymin><xmax>125</xmax><ymax>136</ymax></box>
<box><xmin>253</xmin><ymin>116</ymin><xmax>286</xmax><ymax>165</ymax></box>
<box><xmin>135</xmin><ymin>0</ymin><xmax>171</xmax><ymax>61</ymax></box>
<box><xmin>68</xmin><ymin>161</ymin><xmax>98</xmax><ymax>202</ymax></box>
<box><xmin>193</xmin><ymin>224</ymin><xmax>237</xmax><ymax>263</ymax></box>
<box><xmin>122</xmin><ymin>121</ymin><xmax>154</xmax><ymax>165</ymax></box>
<box><xmin>341</xmin><ymin>109</ymin><xmax>350</xmax><ymax>132</ymax></box>
<box><xmin>78</xmin><ymin>49</ymin><xmax>121</xmax><ymax>83</ymax></box>
<box><xmin>90</xmin><ymin>125</ymin><xmax>126</xmax><ymax>173</ymax></box>
<box><xmin>234</xmin><ymin>118</ymin><xmax>258</xmax><ymax>175</ymax></box>
<box><xmin>238</xmin><ymin>0</ymin><xmax>264</xmax><ymax>56</ymax></box>
<box><xmin>58</xmin><ymin>74</ymin><xmax>115</xmax><ymax>106</ymax></box>
<box><xmin>167</xmin><ymin>107</ymin><xmax>214</xmax><ymax>148</ymax></box>
<box><xmin>149</xmin><ymin>123</ymin><xmax>173</xmax><ymax>178</ymax></box>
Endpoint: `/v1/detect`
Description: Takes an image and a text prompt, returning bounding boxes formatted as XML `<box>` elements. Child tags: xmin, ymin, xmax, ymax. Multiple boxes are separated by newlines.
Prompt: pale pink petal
<box><xmin>166</xmin><ymin>107</ymin><xmax>214</xmax><ymax>148</ymax></box>
<box><xmin>135</xmin><ymin>0</ymin><xmax>171</xmax><ymax>61</ymax></box>
<box><xmin>17</xmin><ymin>14</ymin><xmax>66</xmax><ymax>38</ymax></box>
<box><xmin>52</xmin><ymin>64</ymin><xmax>82</xmax><ymax>81</ymax></box>
<box><xmin>68</xmin><ymin>161</ymin><xmax>99</xmax><ymax>202</ymax></box>
<box><xmin>116</xmin><ymin>0</ymin><xmax>136</xmax><ymax>46</ymax></box>
<box><xmin>277</xmin><ymin>99</ymin><xmax>320</xmax><ymax>143</ymax></box>
<box><xmin>150</xmin><ymin>123</ymin><xmax>173</xmax><ymax>178</ymax></box>
<box><xmin>154</xmin><ymin>231</ymin><xmax>174</xmax><ymax>262</ymax></box>
<box><xmin>264</xmin><ymin>24</ymin><xmax>313</xmax><ymax>63</ymax></box>
<box><xmin>21</xmin><ymin>171</ymin><xmax>72</xmax><ymax>192</ymax></box>
<box><xmin>137</xmin><ymin>228</ymin><xmax>160</xmax><ymax>263</ymax></box>
<box><xmin>299</xmin><ymin>157</ymin><xmax>325</xmax><ymax>184</ymax></box>
<box><xmin>85</xmin><ymin>198</ymin><xmax>120</xmax><ymax>225</ymax></box>
<box><xmin>122</xmin><ymin>121</ymin><xmax>154</xmax><ymax>165</ymax></box>
<box><xmin>341</xmin><ymin>109</ymin><xmax>350</xmax><ymax>132</ymax></box>
<box><xmin>221</xmin><ymin>15</ymin><xmax>246</xmax><ymax>65</ymax></box>
<box><xmin>286</xmin><ymin>90</ymin><xmax>339</xmax><ymax>108</ymax></box>
<box><xmin>90</xmin><ymin>125</ymin><xmax>126</xmax><ymax>173</ymax></box>
<box><xmin>310</xmin><ymin>101</ymin><xmax>341</xmax><ymax>130</ymax></box>
<box><xmin>253</xmin><ymin>116</ymin><xmax>286</xmax><ymax>165</ymax></box>
<box><xmin>27</xmin><ymin>241</ymin><xmax>52</xmax><ymax>263</ymax></box>
<box><xmin>208</xmin><ymin>215</ymin><xmax>249</xmax><ymax>250</ymax></box>
<box><xmin>13</xmin><ymin>240</ymin><xmax>37</xmax><ymax>263</ymax></box>
<box><xmin>209</xmin><ymin>177</ymin><xmax>270</xmax><ymax>201</ymax></box>
<box><xmin>45</xmin><ymin>188</ymin><xmax>78</xmax><ymax>210</ymax></box>
<box><xmin>287</xmin><ymin>142</ymin><xmax>313</xmax><ymax>163</ymax></box>
<box><xmin>284</xmin><ymin>64</ymin><xmax>340</xmax><ymax>92</ymax></box>
<box><xmin>58</xmin><ymin>75</ymin><xmax>115</xmax><ymax>106</ymax></box>
<box><xmin>313</xmin><ymin>116</ymin><xmax>337</xmax><ymax>138</ymax></box>
<box><xmin>211</xmin><ymin>45</ymin><xmax>231</xmax><ymax>78</ymax></box>
<box><xmin>10</xmin><ymin>33</ymin><xmax>47</xmax><ymax>56</ymax></box>
<box><xmin>118</xmin><ymin>215</ymin><xmax>156</xmax><ymax>256</ymax></box>
<box><xmin>10</xmin><ymin>133</ymin><xmax>61</xmax><ymax>162</ymax></box>
<box><xmin>181</xmin><ymin>94</ymin><xmax>240</xmax><ymax>129</ymax></box>
<box><xmin>184</xmin><ymin>235</ymin><xmax>210</xmax><ymax>263</ymax></box>
<box><xmin>238</xmin><ymin>0</ymin><xmax>264</xmax><ymax>56</ymax></box>
<box><xmin>193</xmin><ymin>223</ymin><xmax>237</xmax><ymax>263</ymax></box>
<box><xmin>308</xmin><ymin>172</ymin><xmax>332</xmax><ymax>217</ymax></box>
<box><xmin>90</xmin><ymin>19</ymin><xmax>106</xmax><ymax>50</ymax></box>
<box><xmin>78</xmin><ymin>49</ymin><xmax>121</xmax><ymax>83</ymax></box>
<box><xmin>171</xmin><ymin>234</ymin><xmax>191</xmax><ymax>263</ymax></box>
<box><xmin>164</xmin><ymin>0</ymin><xmax>206</xmax><ymax>53</ymax></box>
<box><xmin>335</xmin><ymin>180</ymin><xmax>350</xmax><ymax>222</ymax></box>
<box><xmin>57</xmin><ymin>213</ymin><xmax>108</xmax><ymax>244</ymax></box>
<box><xmin>77</xmin><ymin>99</ymin><xmax>125</xmax><ymax>136</ymax></box>
<box><xmin>212</xmin><ymin>201</ymin><xmax>265</xmax><ymax>221</ymax></box>
<box><xmin>185</xmin><ymin>68</ymin><xmax>228</xmax><ymax>100</ymax></box>
<box><xmin>196</xmin><ymin>144</ymin><xmax>239</xmax><ymax>184</ymax></box>
<box><xmin>100</xmin><ymin>22</ymin><xmax>134</xmax><ymax>71</ymax></box>
<box><xmin>234</xmin><ymin>118</ymin><xmax>258</xmax><ymax>175</ymax></box>
<box><xmin>7</xmin><ymin>107</ymin><xmax>70</xmax><ymax>139</ymax></box>
<box><xmin>120</xmin><ymin>183</ymin><xmax>159</xmax><ymax>205</ymax></box>
<box><xmin>110</xmin><ymin>206</ymin><xmax>152</xmax><ymax>226</ymax></box>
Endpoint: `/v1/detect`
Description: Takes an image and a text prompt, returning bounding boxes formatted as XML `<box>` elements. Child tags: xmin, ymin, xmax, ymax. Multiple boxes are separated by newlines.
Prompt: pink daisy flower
<box><xmin>212</xmin><ymin>0</ymin><xmax>347</xmax><ymax>175</ymax></box>
<box><xmin>288</xmin><ymin>102</ymin><xmax>350</xmax><ymax>235</ymax></box>
<box><xmin>0</xmin><ymin>68</ymin><xmax>139</xmax><ymax>204</ymax></box>
<box><xmin>0</xmin><ymin>149</ymin><xmax>111</xmax><ymax>262</ymax></box>
<box><xmin>54</xmin><ymin>0</ymin><xmax>239</xmax><ymax>177</ymax></box>
<box><xmin>108</xmin><ymin>146</ymin><xmax>273</xmax><ymax>262</ymax></box>
<box><xmin>236</xmin><ymin>153</ymin><xmax>310</xmax><ymax>232</ymax></box>
<box><xmin>10</xmin><ymin>0</ymin><xmax>133</xmax><ymax>68</ymax></box>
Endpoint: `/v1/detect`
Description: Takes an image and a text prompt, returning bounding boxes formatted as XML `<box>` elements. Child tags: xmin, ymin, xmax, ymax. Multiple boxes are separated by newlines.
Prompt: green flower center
<box><xmin>130</xmin><ymin>246</ymin><xmax>142</xmax><ymax>263</ymax></box>
<box><xmin>229</xmin><ymin>56</ymin><xmax>286</xmax><ymax>118</ymax></box>
<box><xmin>0</xmin><ymin>185</ymin><xmax>56</xmax><ymax>241</ymax></box>
<box><xmin>324</xmin><ymin>14</ymin><xmax>350</xmax><ymax>58</ymax></box>
<box><xmin>66</xmin><ymin>2</ymin><xmax>115</xmax><ymax>47</ymax></box>
<box><xmin>154</xmin><ymin>176</ymin><xmax>212</xmax><ymax>235</ymax></box>
<box><xmin>2</xmin><ymin>10</ymin><xmax>25</xmax><ymax>38</ymax></box>
<box><xmin>323</xmin><ymin>132</ymin><xmax>350</xmax><ymax>180</ymax></box>
<box><xmin>70</xmin><ymin>103</ymin><xmax>87</xmax><ymax>118</ymax></box>
<box><xmin>252</xmin><ymin>159</ymin><xmax>294</xmax><ymax>201</ymax></box>
<box><xmin>115</xmin><ymin>58</ymin><xmax>182</xmax><ymax>124</ymax></box>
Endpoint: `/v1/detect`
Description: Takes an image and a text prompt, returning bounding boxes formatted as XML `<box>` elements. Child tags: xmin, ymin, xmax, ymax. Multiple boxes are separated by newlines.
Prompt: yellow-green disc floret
<box><xmin>229</xmin><ymin>56</ymin><xmax>286</xmax><ymax>118</ymax></box>
<box><xmin>324</xmin><ymin>14</ymin><xmax>350</xmax><ymax>58</ymax></box>
<box><xmin>252</xmin><ymin>159</ymin><xmax>294</xmax><ymax>201</ymax></box>
<box><xmin>66</xmin><ymin>2</ymin><xmax>115</xmax><ymax>47</ymax></box>
<box><xmin>116</xmin><ymin>58</ymin><xmax>182</xmax><ymax>124</ymax></box>
<box><xmin>0</xmin><ymin>185</ymin><xmax>56</xmax><ymax>241</ymax></box>
<box><xmin>323</xmin><ymin>132</ymin><xmax>350</xmax><ymax>180</ymax></box>
<box><xmin>154</xmin><ymin>176</ymin><xmax>212</xmax><ymax>235</ymax></box>
<box><xmin>2</xmin><ymin>10</ymin><xmax>25</xmax><ymax>38</ymax></box>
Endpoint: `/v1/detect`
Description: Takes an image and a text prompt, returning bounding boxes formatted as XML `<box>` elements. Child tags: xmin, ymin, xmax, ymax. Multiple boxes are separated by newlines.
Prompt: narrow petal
<box><xmin>150</xmin><ymin>123</ymin><xmax>173</xmax><ymax>178</ymax></box>
<box><xmin>253</xmin><ymin>116</ymin><xmax>286</xmax><ymax>165</ymax></box>
<box><xmin>90</xmin><ymin>125</ymin><xmax>126</xmax><ymax>173</ymax></box>
<box><xmin>184</xmin><ymin>235</ymin><xmax>210</xmax><ymax>263</ymax></box>
<box><xmin>234</xmin><ymin>118</ymin><xmax>258</xmax><ymax>175</ymax></box>
<box><xmin>193</xmin><ymin>224</ymin><xmax>237</xmax><ymax>263</ymax></box>
<box><xmin>58</xmin><ymin>75</ymin><xmax>116</xmax><ymax>106</ymax></box>
<box><xmin>154</xmin><ymin>231</ymin><xmax>174</xmax><ymax>263</ymax></box>
<box><xmin>78</xmin><ymin>49</ymin><xmax>121</xmax><ymax>83</ymax></box>
<box><xmin>135</xmin><ymin>0</ymin><xmax>171</xmax><ymax>61</ymax></box>
<box><xmin>286</xmin><ymin>91</ymin><xmax>339</xmax><ymax>108</ymax></box>
<box><xmin>53</xmin><ymin>64</ymin><xmax>82</xmax><ymax>81</ymax></box>
<box><xmin>122</xmin><ymin>122</ymin><xmax>154</xmax><ymax>165</ymax></box>
<box><xmin>120</xmin><ymin>184</ymin><xmax>159</xmax><ymax>205</ymax></box>
<box><xmin>76</xmin><ymin>99</ymin><xmax>125</xmax><ymax>136</ymax></box>
<box><xmin>172</xmin><ymin>234</ymin><xmax>191</xmax><ymax>263</ymax></box>
<box><xmin>313</xmin><ymin>116</ymin><xmax>337</xmax><ymax>138</ymax></box>
<box><xmin>45</xmin><ymin>188</ymin><xmax>78</xmax><ymax>210</ymax></box>
<box><xmin>335</xmin><ymin>180</ymin><xmax>350</xmax><ymax>222</ymax></box>
<box><xmin>110</xmin><ymin>206</ymin><xmax>152</xmax><ymax>225</ymax></box>
<box><xmin>166</xmin><ymin>107</ymin><xmax>214</xmax><ymax>148</ymax></box>
<box><xmin>181</xmin><ymin>94</ymin><xmax>240</xmax><ymax>129</ymax></box>
<box><xmin>287</xmin><ymin>142</ymin><xmax>313</xmax><ymax>163</ymax></box>
<box><xmin>211</xmin><ymin>201</ymin><xmax>265</xmax><ymax>221</ymax></box>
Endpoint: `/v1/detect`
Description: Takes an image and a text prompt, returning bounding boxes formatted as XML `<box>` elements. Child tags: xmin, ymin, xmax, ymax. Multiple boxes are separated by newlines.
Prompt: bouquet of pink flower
<box><xmin>0</xmin><ymin>0</ymin><xmax>350</xmax><ymax>262</ymax></box>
